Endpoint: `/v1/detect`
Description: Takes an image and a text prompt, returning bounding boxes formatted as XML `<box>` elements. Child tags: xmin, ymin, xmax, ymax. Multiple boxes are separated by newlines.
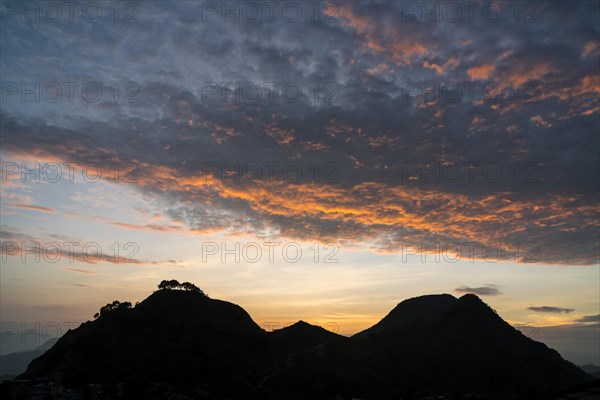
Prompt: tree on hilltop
<box><xmin>158</xmin><ymin>279</ymin><xmax>204</xmax><ymax>294</ymax></box>
<box><xmin>158</xmin><ymin>279</ymin><xmax>181</xmax><ymax>290</ymax></box>
<box><xmin>93</xmin><ymin>300</ymin><xmax>132</xmax><ymax>319</ymax></box>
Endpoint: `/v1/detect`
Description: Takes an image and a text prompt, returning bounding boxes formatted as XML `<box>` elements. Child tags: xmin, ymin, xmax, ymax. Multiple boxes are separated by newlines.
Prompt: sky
<box><xmin>0</xmin><ymin>1</ymin><xmax>598</xmax><ymax>365</ymax></box>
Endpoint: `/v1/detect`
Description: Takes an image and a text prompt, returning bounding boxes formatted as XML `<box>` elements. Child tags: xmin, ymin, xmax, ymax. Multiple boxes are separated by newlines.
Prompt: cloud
<box><xmin>574</xmin><ymin>314</ymin><xmax>600</xmax><ymax>323</ymax></box>
<box><xmin>527</xmin><ymin>306</ymin><xmax>575</xmax><ymax>314</ymax></box>
<box><xmin>7</xmin><ymin>204</ymin><xmax>56</xmax><ymax>213</ymax></box>
<box><xmin>467</xmin><ymin>64</ymin><xmax>496</xmax><ymax>80</ymax></box>
<box><xmin>454</xmin><ymin>284</ymin><xmax>501</xmax><ymax>296</ymax></box>
<box><xmin>108</xmin><ymin>221</ymin><xmax>186</xmax><ymax>234</ymax></box>
<box><xmin>0</xmin><ymin>1</ymin><xmax>598</xmax><ymax>265</ymax></box>
<box><xmin>0</xmin><ymin>225</ymin><xmax>167</xmax><ymax>266</ymax></box>
<box><xmin>64</xmin><ymin>268</ymin><xmax>96</xmax><ymax>275</ymax></box>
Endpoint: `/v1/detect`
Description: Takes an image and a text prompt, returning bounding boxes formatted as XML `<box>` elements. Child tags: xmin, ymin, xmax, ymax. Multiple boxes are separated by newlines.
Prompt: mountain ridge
<box><xmin>9</xmin><ymin>286</ymin><xmax>593</xmax><ymax>399</ymax></box>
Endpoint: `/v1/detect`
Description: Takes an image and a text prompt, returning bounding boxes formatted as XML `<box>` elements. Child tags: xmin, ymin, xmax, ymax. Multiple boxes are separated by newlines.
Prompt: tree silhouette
<box><xmin>94</xmin><ymin>300</ymin><xmax>132</xmax><ymax>319</ymax></box>
<box><xmin>157</xmin><ymin>280</ymin><xmax>204</xmax><ymax>294</ymax></box>
<box><xmin>158</xmin><ymin>279</ymin><xmax>180</xmax><ymax>290</ymax></box>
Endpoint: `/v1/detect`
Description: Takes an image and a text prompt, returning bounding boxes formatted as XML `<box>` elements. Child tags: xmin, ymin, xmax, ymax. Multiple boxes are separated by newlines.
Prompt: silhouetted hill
<box><xmin>22</xmin><ymin>290</ymin><xmax>272</xmax><ymax>397</ymax></box>
<box><xmin>355</xmin><ymin>293</ymin><xmax>457</xmax><ymax>336</ymax></box>
<box><xmin>135</xmin><ymin>289</ymin><xmax>264</xmax><ymax>335</ymax></box>
<box><xmin>271</xmin><ymin>320</ymin><xmax>342</xmax><ymax>347</ymax></box>
<box><xmin>354</xmin><ymin>293</ymin><xmax>590</xmax><ymax>397</ymax></box>
<box><xmin>11</xmin><ymin>288</ymin><xmax>592</xmax><ymax>399</ymax></box>
<box><xmin>262</xmin><ymin>321</ymin><xmax>384</xmax><ymax>399</ymax></box>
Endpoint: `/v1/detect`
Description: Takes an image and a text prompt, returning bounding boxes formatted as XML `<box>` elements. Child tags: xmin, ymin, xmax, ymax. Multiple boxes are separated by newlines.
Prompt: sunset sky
<box><xmin>1</xmin><ymin>1</ymin><xmax>598</xmax><ymax>365</ymax></box>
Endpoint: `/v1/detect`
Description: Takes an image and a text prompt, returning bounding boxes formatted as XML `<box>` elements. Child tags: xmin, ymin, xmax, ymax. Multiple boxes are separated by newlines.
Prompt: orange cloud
<box><xmin>337</xmin><ymin>4</ymin><xmax>428</xmax><ymax>67</ymax></box>
<box><xmin>423</xmin><ymin>57</ymin><xmax>460</xmax><ymax>75</ymax></box>
<box><xmin>5</xmin><ymin>150</ymin><xmax>598</xmax><ymax>265</ymax></box>
<box><xmin>264</xmin><ymin>122</ymin><xmax>295</xmax><ymax>145</ymax></box>
<box><xmin>7</xmin><ymin>203</ymin><xmax>56</xmax><ymax>213</ymax></box>
<box><xmin>366</xmin><ymin>63</ymin><xmax>392</xmax><ymax>76</ymax></box>
<box><xmin>109</xmin><ymin>221</ymin><xmax>186</xmax><ymax>234</ymax></box>
<box><xmin>581</xmin><ymin>41</ymin><xmax>599</xmax><ymax>59</ymax></box>
<box><xmin>467</xmin><ymin>64</ymin><xmax>496</xmax><ymax>80</ymax></box>
<box><xmin>530</xmin><ymin>115</ymin><xmax>552</xmax><ymax>128</ymax></box>
<box><xmin>42</xmin><ymin>158</ymin><xmax>591</xmax><ymax>264</ymax></box>
<box><xmin>505</xmin><ymin>62</ymin><xmax>556</xmax><ymax>85</ymax></box>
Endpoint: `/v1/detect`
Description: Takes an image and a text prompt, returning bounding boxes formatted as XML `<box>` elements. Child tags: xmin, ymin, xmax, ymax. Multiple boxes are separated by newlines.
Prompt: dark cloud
<box><xmin>574</xmin><ymin>314</ymin><xmax>600</xmax><ymax>323</ymax></box>
<box><xmin>527</xmin><ymin>306</ymin><xmax>575</xmax><ymax>314</ymax></box>
<box><xmin>454</xmin><ymin>285</ymin><xmax>501</xmax><ymax>296</ymax></box>
<box><xmin>1</xmin><ymin>1</ymin><xmax>598</xmax><ymax>264</ymax></box>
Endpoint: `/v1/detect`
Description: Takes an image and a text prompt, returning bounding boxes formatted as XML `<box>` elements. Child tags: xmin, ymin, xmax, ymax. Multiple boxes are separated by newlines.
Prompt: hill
<box><xmin>354</xmin><ymin>294</ymin><xmax>590</xmax><ymax>397</ymax></box>
<box><xmin>6</xmin><ymin>285</ymin><xmax>592</xmax><ymax>399</ymax></box>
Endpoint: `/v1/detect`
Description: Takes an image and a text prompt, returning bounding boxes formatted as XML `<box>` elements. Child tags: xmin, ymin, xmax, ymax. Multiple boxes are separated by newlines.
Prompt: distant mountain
<box><xmin>8</xmin><ymin>288</ymin><xmax>592</xmax><ymax>399</ymax></box>
<box><xmin>581</xmin><ymin>364</ymin><xmax>600</xmax><ymax>379</ymax></box>
<box><xmin>0</xmin><ymin>331</ymin><xmax>58</xmax><ymax>355</ymax></box>
<box><xmin>0</xmin><ymin>338</ymin><xmax>58</xmax><ymax>376</ymax></box>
